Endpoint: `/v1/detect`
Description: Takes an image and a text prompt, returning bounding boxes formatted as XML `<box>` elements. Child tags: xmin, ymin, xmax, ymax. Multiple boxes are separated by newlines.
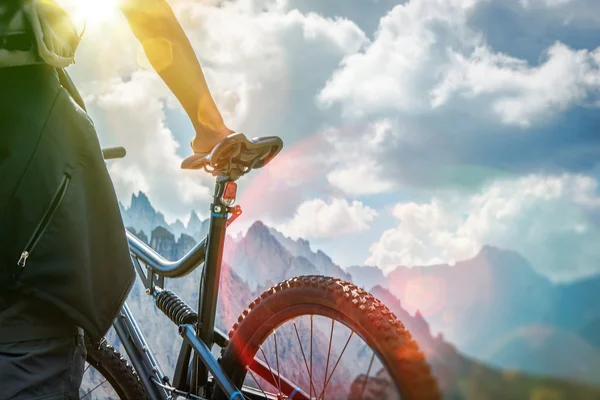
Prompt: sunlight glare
<box><xmin>58</xmin><ymin>0</ymin><xmax>120</xmax><ymax>27</ymax></box>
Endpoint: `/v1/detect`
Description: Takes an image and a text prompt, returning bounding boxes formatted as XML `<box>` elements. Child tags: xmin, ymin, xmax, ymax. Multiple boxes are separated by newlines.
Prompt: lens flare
<box><xmin>58</xmin><ymin>0</ymin><xmax>120</xmax><ymax>27</ymax></box>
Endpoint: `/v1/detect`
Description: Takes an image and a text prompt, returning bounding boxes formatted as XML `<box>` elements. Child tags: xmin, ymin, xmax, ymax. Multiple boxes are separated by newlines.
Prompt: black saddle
<box><xmin>181</xmin><ymin>133</ymin><xmax>283</xmax><ymax>180</ymax></box>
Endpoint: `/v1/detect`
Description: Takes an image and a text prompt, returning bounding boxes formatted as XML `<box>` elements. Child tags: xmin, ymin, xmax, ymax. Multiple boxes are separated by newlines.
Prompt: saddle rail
<box><xmin>181</xmin><ymin>133</ymin><xmax>283</xmax><ymax>180</ymax></box>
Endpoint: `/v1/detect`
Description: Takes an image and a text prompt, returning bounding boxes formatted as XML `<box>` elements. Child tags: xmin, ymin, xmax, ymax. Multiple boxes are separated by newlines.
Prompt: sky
<box><xmin>59</xmin><ymin>0</ymin><xmax>600</xmax><ymax>283</ymax></box>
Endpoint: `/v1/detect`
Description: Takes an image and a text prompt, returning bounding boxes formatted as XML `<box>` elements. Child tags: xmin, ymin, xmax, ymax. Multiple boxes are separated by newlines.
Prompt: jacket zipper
<box><xmin>17</xmin><ymin>173</ymin><xmax>71</xmax><ymax>268</ymax></box>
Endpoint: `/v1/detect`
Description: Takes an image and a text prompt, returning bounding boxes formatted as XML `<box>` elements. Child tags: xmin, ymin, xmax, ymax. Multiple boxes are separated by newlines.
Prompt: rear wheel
<box><xmin>213</xmin><ymin>275</ymin><xmax>441</xmax><ymax>400</ymax></box>
<box><xmin>80</xmin><ymin>338</ymin><xmax>148</xmax><ymax>399</ymax></box>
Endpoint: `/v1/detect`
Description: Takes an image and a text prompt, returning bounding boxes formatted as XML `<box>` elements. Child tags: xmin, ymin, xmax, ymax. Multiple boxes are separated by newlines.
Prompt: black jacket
<box><xmin>0</xmin><ymin>64</ymin><xmax>135</xmax><ymax>343</ymax></box>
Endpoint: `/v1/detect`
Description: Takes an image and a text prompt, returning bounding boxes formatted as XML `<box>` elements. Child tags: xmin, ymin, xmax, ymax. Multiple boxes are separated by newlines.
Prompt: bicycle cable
<box><xmin>150</xmin><ymin>376</ymin><xmax>204</xmax><ymax>400</ymax></box>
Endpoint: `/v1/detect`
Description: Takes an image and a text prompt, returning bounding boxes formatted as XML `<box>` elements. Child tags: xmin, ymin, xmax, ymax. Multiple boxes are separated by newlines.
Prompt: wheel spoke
<box><xmin>310</xmin><ymin>315</ymin><xmax>313</xmax><ymax>399</ymax></box>
<box><xmin>247</xmin><ymin>366</ymin><xmax>271</xmax><ymax>399</ymax></box>
<box><xmin>317</xmin><ymin>331</ymin><xmax>354</xmax><ymax>400</ymax></box>
<box><xmin>321</xmin><ymin>319</ymin><xmax>335</xmax><ymax>400</ymax></box>
<box><xmin>274</xmin><ymin>329</ymin><xmax>282</xmax><ymax>395</ymax></box>
<box><xmin>80</xmin><ymin>378</ymin><xmax>107</xmax><ymax>399</ymax></box>
<box><xmin>243</xmin><ymin>310</ymin><xmax>395</xmax><ymax>400</ymax></box>
<box><xmin>359</xmin><ymin>352</ymin><xmax>376</xmax><ymax>400</ymax></box>
<box><xmin>259</xmin><ymin>345</ymin><xmax>282</xmax><ymax>396</ymax></box>
<box><xmin>292</xmin><ymin>318</ymin><xmax>318</xmax><ymax>397</ymax></box>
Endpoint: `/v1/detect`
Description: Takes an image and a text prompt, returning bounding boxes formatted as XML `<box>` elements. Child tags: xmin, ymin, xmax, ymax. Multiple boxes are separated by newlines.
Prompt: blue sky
<box><xmin>62</xmin><ymin>0</ymin><xmax>600</xmax><ymax>282</ymax></box>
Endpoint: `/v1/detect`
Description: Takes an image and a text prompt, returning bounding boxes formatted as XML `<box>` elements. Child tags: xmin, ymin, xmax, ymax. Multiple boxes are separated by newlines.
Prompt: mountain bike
<box><xmin>80</xmin><ymin>133</ymin><xmax>441</xmax><ymax>400</ymax></box>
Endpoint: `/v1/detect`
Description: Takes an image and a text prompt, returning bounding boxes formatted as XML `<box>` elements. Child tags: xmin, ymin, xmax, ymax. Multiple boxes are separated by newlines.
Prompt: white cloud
<box><xmin>64</xmin><ymin>0</ymin><xmax>368</xmax><ymax>223</ymax></box>
<box><xmin>366</xmin><ymin>174</ymin><xmax>600</xmax><ymax>282</ymax></box>
<box><xmin>318</xmin><ymin>0</ymin><xmax>480</xmax><ymax>116</ymax></box>
<box><xmin>277</xmin><ymin>198</ymin><xmax>378</xmax><ymax>239</ymax></box>
<box><xmin>171</xmin><ymin>1</ymin><xmax>368</xmax><ymax>133</ymax></box>
<box><xmin>90</xmin><ymin>71</ymin><xmax>213</xmax><ymax>221</ymax></box>
<box><xmin>55</xmin><ymin>0</ymin><xmax>600</xmax><ymax>279</ymax></box>
<box><xmin>327</xmin><ymin>160</ymin><xmax>396</xmax><ymax>196</ymax></box>
<box><xmin>435</xmin><ymin>43</ymin><xmax>600</xmax><ymax>126</ymax></box>
<box><xmin>325</xmin><ymin>119</ymin><xmax>399</xmax><ymax>196</ymax></box>
<box><xmin>319</xmin><ymin>0</ymin><xmax>600</xmax><ymax>126</ymax></box>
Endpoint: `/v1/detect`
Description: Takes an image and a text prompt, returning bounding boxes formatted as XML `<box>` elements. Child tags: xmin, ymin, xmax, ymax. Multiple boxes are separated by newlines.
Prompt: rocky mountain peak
<box><xmin>244</xmin><ymin>221</ymin><xmax>283</xmax><ymax>251</ymax></box>
<box><xmin>171</xmin><ymin>219</ymin><xmax>185</xmax><ymax>230</ymax></box>
<box><xmin>130</xmin><ymin>191</ymin><xmax>154</xmax><ymax>213</ymax></box>
<box><xmin>188</xmin><ymin>210</ymin><xmax>202</xmax><ymax>228</ymax></box>
<box><xmin>264</xmin><ymin>227</ymin><xmax>352</xmax><ymax>282</ymax></box>
<box><xmin>248</xmin><ymin>220</ymin><xmax>269</xmax><ymax>236</ymax></box>
<box><xmin>150</xmin><ymin>226</ymin><xmax>175</xmax><ymax>260</ymax></box>
<box><xmin>471</xmin><ymin>245</ymin><xmax>551</xmax><ymax>286</ymax></box>
<box><xmin>147</xmin><ymin>226</ymin><xmax>199</xmax><ymax>261</ymax></box>
<box><xmin>185</xmin><ymin>210</ymin><xmax>210</xmax><ymax>241</ymax></box>
<box><xmin>230</xmin><ymin>221</ymin><xmax>293</xmax><ymax>290</ymax></box>
<box><xmin>122</xmin><ymin>192</ymin><xmax>168</xmax><ymax>237</ymax></box>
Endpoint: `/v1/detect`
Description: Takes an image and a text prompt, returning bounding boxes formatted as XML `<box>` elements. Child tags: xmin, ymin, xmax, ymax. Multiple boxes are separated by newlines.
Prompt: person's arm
<box><xmin>120</xmin><ymin>0</ymin><xmax>233</xmax><ymax>153</ymax></box>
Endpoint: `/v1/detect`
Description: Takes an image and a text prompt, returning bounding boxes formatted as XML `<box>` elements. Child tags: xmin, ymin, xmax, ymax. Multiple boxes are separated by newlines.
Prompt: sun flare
<box><xmin>58</xmin><ymin>0</ymin><xmax>120</xmax><ymax>27</ymax></box>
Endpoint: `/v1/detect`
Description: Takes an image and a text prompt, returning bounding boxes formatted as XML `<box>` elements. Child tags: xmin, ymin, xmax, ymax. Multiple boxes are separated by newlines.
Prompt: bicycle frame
<box><xmin>112</xmin><ymin>176</ymin><xmax>258</xmax><ymax>399</ymax></box>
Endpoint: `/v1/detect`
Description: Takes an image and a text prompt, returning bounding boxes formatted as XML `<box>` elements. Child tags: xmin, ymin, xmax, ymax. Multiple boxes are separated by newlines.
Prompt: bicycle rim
<box><xmin>215</xmin><ymin>276</ymin><xmax>440</xmax><ymax>400</ymax></box>
<box><xmin>244</xmin><ymin>304</ymin><xmax>401</xmax><ymax>400</ymax></box>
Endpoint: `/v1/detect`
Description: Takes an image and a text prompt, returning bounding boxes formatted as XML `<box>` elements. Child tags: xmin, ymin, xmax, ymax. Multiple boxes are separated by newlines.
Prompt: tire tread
<box><xmin>220</xmin><ymin>275</ymin><xmax>441</xmax><ymax>400</ymax></box>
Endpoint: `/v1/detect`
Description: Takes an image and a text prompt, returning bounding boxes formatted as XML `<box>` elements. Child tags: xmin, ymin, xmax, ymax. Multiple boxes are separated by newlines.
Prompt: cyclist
<box><xmin>0</xmin><ymin>0</ymin><xmax>232</xmax><ymax>398</ymax></box>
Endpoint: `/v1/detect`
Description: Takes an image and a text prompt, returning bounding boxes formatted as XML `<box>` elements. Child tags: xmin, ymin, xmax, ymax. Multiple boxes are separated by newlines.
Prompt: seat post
<box><xmin>193</xmin><ymin>175</ymin><xmax>230</xmax><ymax>392</ymax></box>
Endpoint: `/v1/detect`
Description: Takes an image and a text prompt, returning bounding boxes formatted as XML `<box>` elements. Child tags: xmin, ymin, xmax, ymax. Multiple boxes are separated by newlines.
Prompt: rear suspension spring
<box><xmin>155</xmin><ymin>290</ymin><xmax>198</xmax><ymax>326</ymax></box>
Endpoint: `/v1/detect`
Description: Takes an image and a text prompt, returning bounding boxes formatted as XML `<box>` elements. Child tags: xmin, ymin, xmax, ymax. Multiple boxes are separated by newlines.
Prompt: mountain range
<box><xmin>349</xmin><ymin>248</ymin><xmax>600</xmax><ymax>385</ymax></box>
<box><xmin>118</xmin><ymin>192</ymin><xmax>600</xmax><ymax>398</ymax></box>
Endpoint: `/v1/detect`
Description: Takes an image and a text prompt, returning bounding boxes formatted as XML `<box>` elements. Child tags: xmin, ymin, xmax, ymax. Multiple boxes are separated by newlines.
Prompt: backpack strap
<box><xmin>57</xmin><ymin>68</ymin><xmax>87</xmax><ymax>112</ymax></box>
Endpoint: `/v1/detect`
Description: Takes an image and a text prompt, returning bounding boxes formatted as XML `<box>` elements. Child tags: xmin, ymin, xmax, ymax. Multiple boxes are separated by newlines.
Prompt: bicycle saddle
<box><xmin>181</xmin><ymin>133</ymin><xmax>283</xmax><ymax>180</ymax></box>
